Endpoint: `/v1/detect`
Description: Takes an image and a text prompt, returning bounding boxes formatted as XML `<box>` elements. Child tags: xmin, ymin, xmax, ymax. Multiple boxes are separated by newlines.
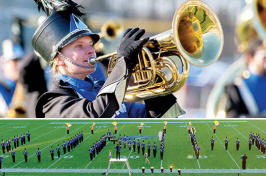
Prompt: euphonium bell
<box><xmin>236</xmin><ymin>0</ymin><xmax>266</xmax><ymax>52</ymax></box>
<box><xmin>99</xmin><ymin>21</ymin><xmax>124</xmax><ymax>41</ymax></box>
<box><xmin>92</xmin><ymin>0</ymin><xmax>224</xmax><ymax>102</ymax></box>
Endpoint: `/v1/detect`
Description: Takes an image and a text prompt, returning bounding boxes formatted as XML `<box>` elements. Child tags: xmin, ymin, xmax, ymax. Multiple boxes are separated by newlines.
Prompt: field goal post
<box><xmin>106</xmin><ymin>158</ymin><xmax>132</xmax><ymax>176</ymax></box>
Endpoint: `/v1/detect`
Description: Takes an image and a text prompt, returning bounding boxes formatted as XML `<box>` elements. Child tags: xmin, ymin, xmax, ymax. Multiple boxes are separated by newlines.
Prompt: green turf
<box><xmin>0</xmin><ymin>119</ymin><xmax>265</xmax><ymax>176</ymax></box>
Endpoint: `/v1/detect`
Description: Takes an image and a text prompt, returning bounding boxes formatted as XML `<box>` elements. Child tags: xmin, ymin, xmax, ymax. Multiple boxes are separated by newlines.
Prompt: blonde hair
<box><xmin>49</xmin><ymin>56</ymin><xmax>61</xmax><ymax>80</ymax></box>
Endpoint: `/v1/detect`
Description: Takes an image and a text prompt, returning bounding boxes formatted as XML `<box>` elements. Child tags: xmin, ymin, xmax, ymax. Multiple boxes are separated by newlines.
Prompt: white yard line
<box><xmin>226</xmin><ymin>122</ymin><xmax>248</xmax><ymax>140</ymax></box>
<box><xmin>247</xmin><ymin>121</ymin><xmax>266</xmax><ymax>134</ymax></box>
<box><xmin>30</xmin><ymin>128</ymin><xmax>59</xmax><ymax>142</ymax></box>
<box><xmin>11</xmin><ymin>123</ymin><xmax>88</xmax><ymax>168</ymax></box>
<box><xmin>0</xmin><ymin>124</ymin><xmax>48</xmax><ymax>135</ymax></box>
<box><xmin>84</xmin><ymin>123</ymin><xmax>127</xmax><ymax>169</ymax></box>
<box><xmin>197</xmin><ymin>159</ymin><xmax>201</xmax><ymax>169</ymax></box>
<box><xmin>122</xmin><ymin>148</ymin><xmax>133</xmax><ymax>169</ymax></box>
<box><xmin>2</xmin><ymin>168</ymin><xmax>266</xmax><ymax>173</ymax></box>
<box><xmin>206</xmin><ymin>122</ymin><xmax>240</xmax><ymax>169</ymax></box>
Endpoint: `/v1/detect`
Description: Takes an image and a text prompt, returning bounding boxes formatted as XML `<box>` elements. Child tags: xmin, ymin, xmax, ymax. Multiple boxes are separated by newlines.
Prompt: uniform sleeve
<box><xmin>36</xmin><ymin>58</ymin><xmax>130</xmax><ymax>118</ymax></box>
<box><xmin>125</xmin><ymin>94</ymin><xmax>185</xmax><ymax>118</ymax></box>
<box><xmin>225</xmin><ymin>84</ymin><xmax>249</xmax><ymax>118</ymax></box>
<box><xmin>124</xmin><ymin>102</ymin><xmax>147</xmax><ymax>118</ymax></box>
<box><xmin>144</xmin><ymin>94</ymin><xmax>185</xmax><ymax>118</ymax></box>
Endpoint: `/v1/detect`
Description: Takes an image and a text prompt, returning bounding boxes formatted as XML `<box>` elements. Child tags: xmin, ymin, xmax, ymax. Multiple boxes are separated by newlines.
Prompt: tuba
<box><xmin>206</xmin><ymin>0</ymin><xmax>266</xmax><ymax>118</ymax></box>
<box><xmin>92</xmin><ymin>0</ymin><xmax>224</xmax><ymax>102</ymax></box>
<box><xmin>236</xmin><ymin>0</ymin><xmax>266</xmax><ymax>53</ymax></box>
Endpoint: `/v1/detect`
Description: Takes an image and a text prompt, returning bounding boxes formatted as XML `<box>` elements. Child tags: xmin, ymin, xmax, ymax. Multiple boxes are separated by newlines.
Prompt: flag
<box><xmin>65</xmin><ymin>123</ymin><xmax>72</xmax><ymax>127</ymax></box>
<box><xmin>112</xmin><ymin>122</ymin><xmax>117</xmax><ymax>126</ymax></box>
<box><xmin>93</xmin><ymin>122</ymin><xmax>95</xmax><ymax>126</ymax></box>
<box><xmin>214</xmin><ymin>121</ymin><xmax>219</xmax><ymax>125</ymax></box>
<box><xmin>164</xmin><ymin>121</ymin><xmax>167</xmax><ymax>125</ymax></box>
<box><xmin>189</xmin><ymin>122</ymin><xmax>192</xmax><ymax>126</ymax></box>
<box><xmin>140</xmin><ymin>122</ymin><xmax>144</xmax><ymax>126</ymax></box>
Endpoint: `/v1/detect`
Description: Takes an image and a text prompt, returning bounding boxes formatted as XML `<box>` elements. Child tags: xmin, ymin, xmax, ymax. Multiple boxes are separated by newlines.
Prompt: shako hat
<box><xmin>32</xmin><ymin>0</ymin><xmax>100</xmax><ymax>63</ymax></box>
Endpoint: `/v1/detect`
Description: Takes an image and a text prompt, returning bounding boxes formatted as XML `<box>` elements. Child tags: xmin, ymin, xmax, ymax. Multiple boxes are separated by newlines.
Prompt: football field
<box><xmin>0</xmin><ymin>119</ymin><xmax>265</xmax><ymax>176</ymax></box>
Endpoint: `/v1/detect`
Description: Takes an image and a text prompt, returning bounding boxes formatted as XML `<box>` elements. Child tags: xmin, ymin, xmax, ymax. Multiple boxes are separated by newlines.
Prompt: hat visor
<box><xmin>61</xmin><ymin>31</ymin><xmax>100</xmax><ymax>49</ymax></box>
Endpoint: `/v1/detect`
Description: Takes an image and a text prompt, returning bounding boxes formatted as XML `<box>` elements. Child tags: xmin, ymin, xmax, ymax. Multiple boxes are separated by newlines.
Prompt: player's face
<box><xmin>59</xmin><ymin>36</ymin><xmax>96</xmax><ymax>79</ymax></box>
<box><xmin>253</xmin><ymin>49</ymin><xmax>266</xmax><ymax>73</ymax></box>
<box><xmin>2</xmin><ymin>60</ymin><xmax>20</xmax><ymax>81</ymax></box>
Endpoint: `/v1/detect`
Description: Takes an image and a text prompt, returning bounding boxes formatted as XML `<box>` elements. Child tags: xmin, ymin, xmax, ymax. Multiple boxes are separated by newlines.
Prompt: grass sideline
<box><xmin>0</xmin><ymin>119</ymin><xmax>265</xmax><ymax>176</ymax></box>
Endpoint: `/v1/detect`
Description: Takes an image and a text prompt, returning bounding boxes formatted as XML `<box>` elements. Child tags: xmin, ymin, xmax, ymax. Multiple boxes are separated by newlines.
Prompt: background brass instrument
<box><xmin>206</xmin><ymin>0</ymin><xmax>266</xmax><ymax>118</ymax></box>
<box><xmin>6</xmin><ymin>82</ymin><xmax>26</xmax><ymax>118</ymax></box>
<box><xmin>98</xmin><ymin>21</ymin><xmax>124</xmax><ymax>41</ymax></box>
<box><xmin>92</xmin><ymin>0</ymin><xmax>224</xmax><ymax>102</ymax></box>
<box><xmin>94</xmin><ymin>21</ymin><xmax>124</xmax><ymax>53</ymax></box>
<box><xmin>236</xmin><ymin>0</ymin><xmax>266</xmax><ymax>53</ymax></box>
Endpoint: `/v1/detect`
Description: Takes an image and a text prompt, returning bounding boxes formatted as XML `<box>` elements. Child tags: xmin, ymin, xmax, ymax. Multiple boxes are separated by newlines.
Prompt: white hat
<box><xmin>1</xmin><ymin>39</ymin><xmax>24</xmax><ymax>61</ymax></box>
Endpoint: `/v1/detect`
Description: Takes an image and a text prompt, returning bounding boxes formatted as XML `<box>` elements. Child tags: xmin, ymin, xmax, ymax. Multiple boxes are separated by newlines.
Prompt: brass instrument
<box><xmin>206</xmin><ymin>0</ymin><xmax>266</xmax><ymax>118</ymax></box>
<box><xmin>98</xmin><ymin>21</ymin><xmax>124</xmax><ymax>41</ymax></box>
<box><xmin>94</xmin><ymin>21</ymin><xmax>124</xmax><ymax>53</ymax></box>
<box><xmin>236</xmin><ymin>0</ymin><xmax>266</xmax><ymax>52</ymax></box>
<box><xmin>92</xmin><ymin>0</ymin><xmax>224</xmax><ymax>102</ymax></box>
<box><xmin>6</xmin><ymin>82</ymin><xmax>26</xmax><ymax>118</ymax></box>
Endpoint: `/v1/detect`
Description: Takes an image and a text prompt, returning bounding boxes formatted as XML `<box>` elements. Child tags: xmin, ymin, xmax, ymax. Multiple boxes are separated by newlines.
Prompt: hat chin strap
<box><xmin>58</xmin><ymin>52</ymin><xmax>96</xmax><ymax>69</ymax></box>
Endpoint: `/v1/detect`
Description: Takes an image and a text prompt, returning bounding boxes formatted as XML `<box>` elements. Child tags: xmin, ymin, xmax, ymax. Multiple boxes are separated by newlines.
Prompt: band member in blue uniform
<box><xmin>0</xmin><ymin>152</ymin><xmax>3</xmax><ymax>169</ymax></box>
<box><xmin>8</xmin><ymin>139</ymin><xmax>11</xmax><ymax>152</ymax></box>
<box><xmin>20</xmin><ymin>134</ymin><xmax>23</xmax><ymax>146</ymax></box>
<box><xmin>11</xmin><ymin>148</ymin><xmax>15</xmax><ymax>163</ymax></box>
<box><xmin>128</xmin><ymin>139</ymin><xmax>132</xmax><ymax>150</ymax></box>
<box><xmin>241</xmin><ymin>153</ymin><xmax>248</xmax><ymax>170</ymax></box>
<box><xmin>36</xmin><ymin>148</ymin><xmax>41</xmax><ymax>162</ymax></box>
<box><xmin>107</xmin><ymin>130</ymin><xmax>111</xmax><ymax>141</ymax></box>
<box><xmin>89</xmin><ymin>147</ymin><xmax>93</xmax><ymax>161</ymax></box>
<box><xmin>62</xmin><ymin>141</ymin><xmax>66</xmax><ymax>154</ymax></box>
<box><xmin>147</xmin><ymin>142</ymin><xmax>151</xmax><ymax>157</ymax></box>
<box><xmin>67</xmin><ymin>139</ymin><xmax>70</xmax><ymax>152</ymax></box>
<box><xmin>160</xmin><ymin>146</ymin><xmax>164</xmax><ymax>160</ymax></box>
<box><xmin>196</xmin><ymin>144</ymin><xmax>200</xmax><ymax>159</ymax></box>
<box><xmin>23</xmin><ymin>133</ymin><xmax>26</xmax><ymax>144</ymax></box>
<box><xmin>92</xmin><ymin>144</ymin><xmax>96</xmax><ymax>158</ymax></box>
<box><xmin>225</xmin><ymin>137</ymin><xmax>229</xmax><ymax>150</ymax></box>
<box><xmin>142</xmin><ymin>141</ymin><xmax>145</xmax><ymax>155</ymax></box>
<box><xmin>12</xmin><ymin>136</ymin><xmax>17</xmax><ymax>149</ymax></box>
<box><xmin>236</xmin><ymin>138</ymin><xmax>240</xmax><ymax>150</ymax></box>
<box><xmin>153</xmin><ymin>142</ymin><xmax>157</xmax><ymax>158</ymax></box>
<box><xmin>123</xmin><ymin>135</ymin><xmax>127</xmax><ymax>148</ymax></box>
<box><xmin>137</xmin><ymin>139</ymin><xmax>140</xmax><ymax>154</ymax></box>
<box><xmin>118</xmin><ymin>135</ymin><xmax>122</xmax><ymax>145</ymax></box>
<box><xmin>5</xmin><ymin>140</ymin><xmax>9</xmax><ymax>152</ymax></box>
<box><xmin>57</xmin><ymin>145</ymin><xmax>61</xmax><ymax>158</ymax></box>
<box><xmin>23</xmin><ymin>148</ymin><xmax>28</xmax><ymax>162</ymax></box>
<box><xmin>27</xmin><ymin>131</ymin><xmax>30</xmax><ymax>142</ymax></box>
<box><xmin>50</xmin><ymin>147</ymin><xmax>54</xmax><ymax>160</ymax></box>
<box><xmin>112</xmin><ymin>134</ymin><xmax>116</xmax><ymax>144</ymax></box>
<box><xmin>16</xmin><ymin>135</ymin><xmax>19</xmax><ymax>147</ymax></box>
<box><xmin>115</xmin><ymin>144</ymin><xmax>121</xmax><ymax>160</ymax></box>
<box><xmin>133</xmin><ymin>138</ymin><xmax>136</xmax><ymax>152</ymax></box>
<box><xmin>249</xmin><ymin>138</ymin><xmax>252</xmax><ymax>150</ymax></box>
<box><xmin>211</xmin><ymin>137</ymin><xmax>215</xmax><ymax>150</ymax></box>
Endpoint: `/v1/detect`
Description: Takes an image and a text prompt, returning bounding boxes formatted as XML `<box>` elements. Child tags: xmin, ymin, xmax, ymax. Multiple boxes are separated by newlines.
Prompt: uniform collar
<box><xmin>56</xmin><ymin>74</ymin><xmax>94</xmax><ymax>90</ymax></box>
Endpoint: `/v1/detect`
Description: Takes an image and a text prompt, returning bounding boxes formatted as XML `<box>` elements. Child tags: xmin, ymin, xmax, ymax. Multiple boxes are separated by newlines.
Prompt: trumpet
<box><xmin>91</xmin><ymin>0</ymin><xmax>224</xmax><ymax>102</ymax></box>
